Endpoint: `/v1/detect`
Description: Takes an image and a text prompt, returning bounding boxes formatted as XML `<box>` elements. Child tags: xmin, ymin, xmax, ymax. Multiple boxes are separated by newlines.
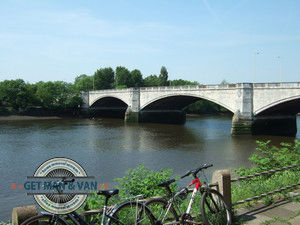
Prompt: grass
<box><xmin>231</xmin><ymin>170</ymin><xmax>300</xmax><ymax>207</ymax></box>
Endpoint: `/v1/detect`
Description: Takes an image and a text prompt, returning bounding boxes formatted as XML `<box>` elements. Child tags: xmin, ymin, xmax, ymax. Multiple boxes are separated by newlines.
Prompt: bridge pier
<box><xmin>125</xmin><ymin>107</ymin><xmax>140</xmax><ymax>123</ymax></box>
<box><xmin>124</xmin><ymin>88</ymin><xmax>140</xmax><ymax>123</ymax></box>
<box><xmin>231</xmin><ymin>114</ymin><xmax>253</xmax><ymax>135</ymax></box>
<box><xmin>231</xmin><ymin>114</ymin><xmax>297</xmax><ymax>136</ymax></box>
<box><xmin>231</xmin><ymin>83</ymin><xmax>254</xmax><ymax>135</ymax></box>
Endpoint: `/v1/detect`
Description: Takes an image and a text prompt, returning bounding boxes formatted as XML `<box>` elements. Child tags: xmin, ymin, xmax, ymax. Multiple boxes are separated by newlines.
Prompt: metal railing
<box><xmin>230</xmin><ymin>164</ymin><xmax>300</xmax><ymax>206</ymax></box>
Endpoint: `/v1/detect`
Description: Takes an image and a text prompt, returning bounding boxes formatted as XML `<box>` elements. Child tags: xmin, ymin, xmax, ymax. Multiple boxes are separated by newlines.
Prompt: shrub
<box><xmin>83</xmin><ymin>164</ymin><xmax>177</xmax><ymax>210</ymax></box>
<box><xmin>115</xmin><ymin>164</ymin><xmax>177</xmax><ymax>199</ymax></box>
<box><xmin>232</xmin><ymin>140</ymin><xmax>300</xmax><ymax>205</ymax></box>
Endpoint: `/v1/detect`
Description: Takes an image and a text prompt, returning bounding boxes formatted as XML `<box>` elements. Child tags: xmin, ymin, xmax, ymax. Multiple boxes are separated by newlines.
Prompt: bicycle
<box><xmin>145</xmin><ymin>164</ymin><xmax>232</xmax><ymax>225</ymax></box>
<box><xmin>21</xmin><ymin>178</ymin><xmax>155</xmax><ymax>225</ymax></box>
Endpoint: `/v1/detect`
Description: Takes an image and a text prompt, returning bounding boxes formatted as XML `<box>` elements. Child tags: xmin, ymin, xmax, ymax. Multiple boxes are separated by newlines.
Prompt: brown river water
<box><xmin>0</xmin><ymin>115</ymin><xmax>299</xmax><ymax>222</ymax></box>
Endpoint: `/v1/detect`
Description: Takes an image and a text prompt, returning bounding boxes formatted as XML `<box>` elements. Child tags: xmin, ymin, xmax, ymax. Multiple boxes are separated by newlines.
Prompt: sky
<box><xmin>1</xmin><ymin>0</ymin><xmax>300</xmax><ymax>85</ymax></box>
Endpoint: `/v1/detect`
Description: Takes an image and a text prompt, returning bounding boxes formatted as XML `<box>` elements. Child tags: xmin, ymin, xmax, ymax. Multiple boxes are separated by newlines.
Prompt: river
<box><xmin>0</xmin><ymin>115</ymin><xmax>299</xmax><ymax>222</ymax></box>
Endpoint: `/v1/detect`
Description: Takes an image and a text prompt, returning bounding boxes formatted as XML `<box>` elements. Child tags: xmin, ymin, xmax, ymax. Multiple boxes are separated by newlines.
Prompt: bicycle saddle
<box><xmin>97</xmin><ymin>189</ymin><xmax>119</xmax><ymax>197</ymax></box>
<box><xmin>158</xmin><ymin>178</ymin><xmax>176</xmax><ymax>187</ymax></box>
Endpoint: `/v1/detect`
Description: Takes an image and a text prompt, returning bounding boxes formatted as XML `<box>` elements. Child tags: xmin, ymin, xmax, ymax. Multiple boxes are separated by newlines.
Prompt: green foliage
<box><xmin>116</xmin><ymin>85</ymin><xmax>127</xmax><ymax>89</ymax></box>
<box><xmin>0</xmin><ymin>79</ymin><xmax>29</xmax><ymax>110</ymax></box>
<box><xmin>171</xmin><ymin>79</ymin><xmax>200</xmax><ymax>86</ymax></box>
<box><xmin>144</xmin><ymin>74</ymin><xmax>160</xmax><ymax>86</ymax></box>
<box><xmin>94</xmin><ymin>67</ymin><xmax>115</xmax><ymax>90</ymax></box>
<box><xmin>74</xmin><ymin>74</ymin><xmax>93</xmax><ymax>91</ymax></box>
<box><xmin>34</xmin><ymin>81</ymin><xmax>81</xmax><ymax>111</ymax></box>
<box><xmin>115</xmin><ymin>164</ymin><xmax>177</xmax><ymax>198</ymax></box>
<box><xmin>115</xmin><ymin>66</ymin><xmax>132</xmax><ymax>87</ymax></box>
<box><xmin>234</xmin><ymin>140</ymin><xmax>300</xmax><ymax>176</ymax></box>
<box><xmin>84</xmin><ymin>164</ymin><xmax>177</xmax><ymax>212</ymax></box>
<box><xmin>159</xmin><ymin>66</ymin><xmax>168</xmax><ymax>86</ymax></box>
<box><xmin>131</xmin><ymin>69</ymin><xmax>144</xmax><ymax>87</ymax></box>
<box><xmin>232</xmin><ymin>140</ymin><xmax>300</xmax><ymax>205</ymax></box>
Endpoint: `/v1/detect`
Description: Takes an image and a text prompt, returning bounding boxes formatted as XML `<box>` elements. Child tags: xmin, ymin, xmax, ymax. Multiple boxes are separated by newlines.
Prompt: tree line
<box><xmin>0</xmin><ymin>66</ymin><xmax>230</xmax><ymax>115</ymax></box>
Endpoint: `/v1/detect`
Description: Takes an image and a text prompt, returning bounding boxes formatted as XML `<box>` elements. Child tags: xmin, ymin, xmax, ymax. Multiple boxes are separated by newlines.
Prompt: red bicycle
<box><xmin>145</xmin><ymin>164</ymin><xmax>232</xmax><ymax>225</ymax></box>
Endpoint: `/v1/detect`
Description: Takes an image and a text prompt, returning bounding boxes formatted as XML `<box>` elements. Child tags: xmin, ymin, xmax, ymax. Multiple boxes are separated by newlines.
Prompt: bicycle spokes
<box><xmin>202</xmin><ymin>191</ymin><xmax>230</xmax><ymax>225</ymax></box>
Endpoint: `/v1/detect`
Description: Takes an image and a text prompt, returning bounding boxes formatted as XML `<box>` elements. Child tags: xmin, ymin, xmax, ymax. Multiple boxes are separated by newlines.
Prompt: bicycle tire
<box><xmin>200</xmin><ymin>189</ymin><xmax>232</xmax><ymax>225</ymax></box>
<box><xmin>145</xmin><ymin>198</ymin><xmax>178</xmax><ymax>224</ymax></box>
<box><xmin>107</xmin><ymin>201</ymin><xmax>155</xmax><ymax>225</ymax></box>
<box><xmin>20</xmin><ymin>214</ymin><xmax>68</xmax><ymax>225</ymax></box>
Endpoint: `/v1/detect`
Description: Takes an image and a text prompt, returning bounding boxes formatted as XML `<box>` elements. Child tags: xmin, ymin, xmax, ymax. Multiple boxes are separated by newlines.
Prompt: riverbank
<box><xmin>0</xmin><ymin>115</ymin><xmax>63</xmax><ymax>121</ymax></box>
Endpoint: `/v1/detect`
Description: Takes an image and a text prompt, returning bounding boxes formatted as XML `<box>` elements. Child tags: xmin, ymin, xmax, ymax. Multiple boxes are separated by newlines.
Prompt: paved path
<box><xmin>235</xmin><ymin>190</ymin><xmax>300</xmax><ymax>224</ymax></box>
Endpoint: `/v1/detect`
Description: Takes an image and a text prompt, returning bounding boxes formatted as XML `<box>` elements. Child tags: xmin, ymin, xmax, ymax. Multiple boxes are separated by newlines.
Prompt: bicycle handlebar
<box><xmin>181</xmin><ymin>164</ymin><xmax>213</xmax><ymax>179</ymax></box>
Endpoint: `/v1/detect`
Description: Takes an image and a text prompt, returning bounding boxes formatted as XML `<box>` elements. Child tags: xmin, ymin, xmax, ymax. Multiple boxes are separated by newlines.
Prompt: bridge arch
<box><xmin>89</xmin><ymin>96</ymin><xmax>128</xmax><ymax>118</ymax></box>
<box><xmin>90</xmin><ymin>95</ymin><xmax>128</xmax><ymax>107</ymax></box>
<box><xmin>141</xmin><ymin>94</ymin><xmax>235</xmax><ymax>113</ymax></box>
<box><xmin>90</xmin><ymin>96</ymin><xmax>128</xmax><ymax>108</ymax></box>
<box><xmin>254</xmin><ymin>95</ymin><xmax>300</xmax><ymax>116</ymax></box>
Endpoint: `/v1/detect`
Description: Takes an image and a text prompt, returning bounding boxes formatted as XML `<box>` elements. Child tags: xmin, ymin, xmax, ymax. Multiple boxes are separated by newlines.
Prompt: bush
<box><xmin>232</xmin><ymin>140</ymin><xmax>300</xmax><ymax>205</ymax></box>
<box><xmin>115</xmin><ymin>164</ymin><xmax>177</xmax><ymax>199</ymax></box>
<box><xmin>234</xmin><ymin>140</ymin><xmax>300</xmax><ymax>176</ymax></box>
<box><xmin>83</xmin><ymin>164</ymin><xmax>177</xmax><ymax>211</ymax></box>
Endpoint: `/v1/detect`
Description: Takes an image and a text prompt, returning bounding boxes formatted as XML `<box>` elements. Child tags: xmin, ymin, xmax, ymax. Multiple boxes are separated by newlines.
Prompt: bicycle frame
<box><xmin>157</xmin><ymin>178</ymin><xmax>202</xmax><ymax>225</ymax></box>
<box><xmin>159</xmin><ymin>166</ymin><xmax>212</xmax><ymax>224</ymax></box>
<box><xmin>184</xmin><ymin>177</ymin><xmax>201</xmax><ymax>216</ymax></box>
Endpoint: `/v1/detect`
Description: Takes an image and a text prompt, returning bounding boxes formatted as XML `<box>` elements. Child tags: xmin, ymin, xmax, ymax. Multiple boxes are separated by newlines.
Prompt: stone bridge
<box><xmin>81</xmin><ymin>82</ymin><xmax>300</xmax><ymax>136</ymax></box>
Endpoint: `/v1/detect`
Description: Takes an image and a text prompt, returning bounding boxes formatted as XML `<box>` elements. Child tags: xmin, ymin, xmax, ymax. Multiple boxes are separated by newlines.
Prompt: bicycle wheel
<box><xmin>200</xmin><ymin>189</ymin><xmax>232</xmax><ymax>225</ymax></box>
<box><xmin>20</xmin><ymin>214</ymin><xmax>67</xmax><ymax>225</ymax></box>
<box><xmin>145</xmin><ymin>198</ymin><xmax>178</xmax><ymax>224</ymax></box>
<box><xmin>108</xmin><ymin>201</ymin><xmax>155</xmax><ymax>225</ymax></box>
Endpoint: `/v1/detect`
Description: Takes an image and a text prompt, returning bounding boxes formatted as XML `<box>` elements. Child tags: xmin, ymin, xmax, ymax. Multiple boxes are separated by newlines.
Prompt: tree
<box><xmin>74</xmin><ymin>74</ymin><xmax>93</xmax><ymax>91</ymax></box>
<box><xmin>115</xmin><ymin>66</ymin><xmax>132</xmax><ymax>88</ymax></box>
<box><xmin>220</xmin><ymin>79</ymin><xmax>230</xmax><ymax>86</ymax></box>
<box><xmin>25</xmin><ymin>83</ymin><xmax>39</xmax><ymax>106</ymax></box>
<box><xmin>131</xmin><ymin>69</ymin><xmax>144</xmax><ymax>87</ymax></box>
<box><xmin>94</xmin><ymin>67</ymin><xmax>115</xmax><ymax>90</ymax></box>
<box><xmin>35</xmin><ymin>81</ymin><xmax>79</xmax><ymax>110</ymax></box>
<box><xmin>159</xmin><ymin>66</ymin><xmax>169</xmax><ymax>86</ymax></box>
<box><xmin>35</xmin><ymin>81</ymin><xmax>57</xmax><ymax>109</ymax></box>
<box><xmin>144</xmin><ymin>75</ymin><xmax>160</xmax><ymax>87</ymax></box>
<box><xmin>171</xmin><ymin>79</ymin><xmax>200</xmax><ymax>86</ymax></box>
<box><xmin>74</xmin><ymin>74</ymin><xmax>88</xmax><ymax>84</ymax></box>
<box><xmin>0</xmin><ymin>79</ymin><xmax>29</xmax><ymax>110</ymax></box>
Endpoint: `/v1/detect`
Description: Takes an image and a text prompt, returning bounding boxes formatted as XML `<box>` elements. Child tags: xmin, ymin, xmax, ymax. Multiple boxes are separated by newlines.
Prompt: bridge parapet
<box><xmin>140</xmin><ymin>83</ymin><xmax>237</xmax><ymax>91</ymax></box>
<box><xmin>253</xmin><ymin>82</ymin><xmax>300</xmax><ymax>88</ymax></box>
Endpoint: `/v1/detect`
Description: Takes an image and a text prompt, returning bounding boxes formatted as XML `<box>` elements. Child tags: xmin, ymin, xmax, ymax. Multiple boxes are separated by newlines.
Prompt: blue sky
<box><xmin>1</xmin><ymin>0</ymin><xmax>299</xmax><ymax>85</ymax></box>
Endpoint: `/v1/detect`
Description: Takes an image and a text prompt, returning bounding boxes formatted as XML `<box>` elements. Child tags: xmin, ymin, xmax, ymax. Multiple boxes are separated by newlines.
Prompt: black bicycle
<box><xmin>21</xmin><ymin>178</ymin><xmax>155</xmax><ymax>225</ymax></box>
